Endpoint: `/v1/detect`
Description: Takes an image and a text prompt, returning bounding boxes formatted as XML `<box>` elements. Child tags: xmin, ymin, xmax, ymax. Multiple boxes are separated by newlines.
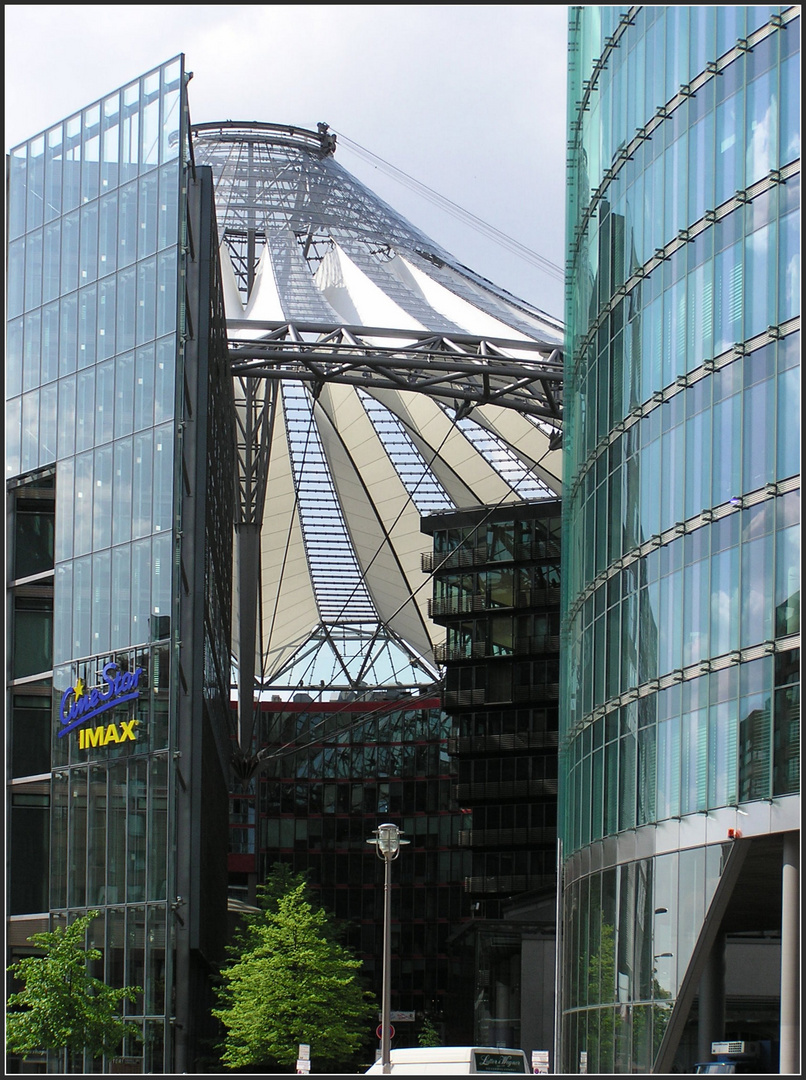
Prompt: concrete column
<box><xmin>779</xmin><ymin>832</ymin><xmax>799</xmax><ymax>1074</ymax></box>
<box><xmin>697</xmin><ymin>931</ymin><xmax>725</xmax><ymax>1064</ymax></box>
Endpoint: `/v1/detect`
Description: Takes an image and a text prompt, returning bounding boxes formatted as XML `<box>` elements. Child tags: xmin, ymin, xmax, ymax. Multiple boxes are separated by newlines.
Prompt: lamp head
<box><xmin>367</xmin><ymin>822</ymin><xmax>410</xmax><ymax>860</ymax></box>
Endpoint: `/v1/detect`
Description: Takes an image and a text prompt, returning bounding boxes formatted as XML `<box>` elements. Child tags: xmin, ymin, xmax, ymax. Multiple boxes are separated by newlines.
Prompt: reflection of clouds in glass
<box><xmin>784</xmin><ymin>253</ymin><xmax>799</xmax><ymax>314</ymax></box>
<box><xmin>710</xmin><ymin>588</ymin><xmax>736</xmax><ymax>653</ymax></box>
<box><xmin>746</xmin><ymin>97</ymin><xmax>777</xmax><ymax>183</ymax></box>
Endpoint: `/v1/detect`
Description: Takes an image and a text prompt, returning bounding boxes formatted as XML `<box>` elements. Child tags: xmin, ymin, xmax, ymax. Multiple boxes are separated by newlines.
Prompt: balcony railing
<box><xmin>455</xmin><ymin>778</ymin><xmax>559</xmax><ymax>800</ymax></box>
<box><xmin>443</xmin><ymin>683</ymin><xmax>560</xmax><ymax>708</ymax></box>
<box><xmin>422</xmin><ymin>540</ymin><xmax>560</xmax><ymax>573</ymax></box>
<box><xmin>447</xmin><ymin>731</ymin><xmax>559</xmax><ymax>754</ymax></box>
<box><xmin>434</xmin><ymin>634</ymin><xmax>560</xmax><ymax>663</ymax></box>
<box><xmin>428</xmin><ymin>587</ymin><xmax>561</xmax><ymax>618</ymax></box>
<box><xmin>462</xmin><ymin>872</ymin><xmax>555</xmax><ymax>894</ymax></box>
<box><xmin>457</xmin><ymin>826</ymin><xmax>556</xmax><ymax>848</ymax></box>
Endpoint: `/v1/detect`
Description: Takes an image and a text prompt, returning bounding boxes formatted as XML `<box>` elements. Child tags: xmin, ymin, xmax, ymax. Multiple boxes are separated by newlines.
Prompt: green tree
<box><xmin>417</xmin><ymin>1015</ymin><xmax>442</xmax><ymax>1047</ymax></box>
<box><xmin>6</xmin><ymin>910</ymin><xmax>142</xmax><ymax>1069</ymax></box>
<box><xmin>213</xmin><ymin>869</ymin><xmax>376</xmax><ymax>1071</ymax></box>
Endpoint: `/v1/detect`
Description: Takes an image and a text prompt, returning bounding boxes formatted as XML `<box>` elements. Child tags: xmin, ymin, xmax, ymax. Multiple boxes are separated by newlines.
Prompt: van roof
<box><xmin>387</xmin><ymin>1046</ymin><xmax>525</xmax><ymax>1061</ymax></box>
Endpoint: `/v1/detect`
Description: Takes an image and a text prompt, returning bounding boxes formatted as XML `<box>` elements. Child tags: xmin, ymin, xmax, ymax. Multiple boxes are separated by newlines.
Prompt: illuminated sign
<box><xmin>59</xmin><ymin>662</ymin><xmax>144</xmax><ymax>738</ymax></box>
<box><xmin>78</xmin><ymin>719</ymin><xmax>140</xmax><ymax>749</ymax></box>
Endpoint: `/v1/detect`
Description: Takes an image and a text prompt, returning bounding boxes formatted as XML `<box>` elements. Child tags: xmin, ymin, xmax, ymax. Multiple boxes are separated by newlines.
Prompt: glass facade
<box><xmin>421</xmin><ymin>502</ymin><xmax>561</xmax><ymax>1056</ymax></box>
<box><xmin>6</xmin><ymin>56</ymin><xmax>236</xmax><ymax>1074</ymax></box>
<box><xmin>561</xmin><ymin>6</ymin><xmax>800</xmax><ymax>1072</ymax></box>
<box><xmin>247</xmin><ymin>697</ymin><xmax>474</xmax><ymax>1046</ymax></box>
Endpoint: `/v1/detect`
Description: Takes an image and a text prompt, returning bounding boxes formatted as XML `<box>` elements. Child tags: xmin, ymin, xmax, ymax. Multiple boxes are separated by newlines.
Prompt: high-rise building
<box><xmin>6</xmin><ymin>56</ymin><xmax>236</xmax><ymax>1073</ymax></box>
<box><xmin>421</xmin><ymin>499</ymin><xmax>562</xmax><ymax>1054</ymax></box>
<box><xmin>560</xmin><ymin>6</ymin><xmax>800</xmax><ymax>1074</ymax></box>
<box><xmin>6</xmin><ymin>55</ymin><xmax>565</xmax><ymax>1073</ymax></box>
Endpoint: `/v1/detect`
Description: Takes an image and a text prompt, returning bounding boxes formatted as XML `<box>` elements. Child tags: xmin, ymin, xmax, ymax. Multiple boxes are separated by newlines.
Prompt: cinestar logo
<box><xmin>58</xmin><ymin>662</ymin><xmax>144</xmax><ymax>738</ymax></box>
<box><xmin>78</xmin><ymin>719</ymin><xmax>140</xmax><ymax>749</ymax></box>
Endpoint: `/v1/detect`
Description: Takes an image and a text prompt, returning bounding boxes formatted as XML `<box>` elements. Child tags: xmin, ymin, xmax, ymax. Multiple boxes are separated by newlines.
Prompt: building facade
<box><xmin>233</xmin><ymin>695</ymin><xmax>474</xmax><ymax>1050</ymax></box>
<box><xmin>422</xmin><ymin>500</ymin><xmax>562</xmax><ymax>1057</ymax></box>
<box><xmin>6</xmin><ymin>57</ymin><xmax>237</xmax><ymax>1072</ymax></box>
<box><xmin>560</xmin><ymin>6</ymin><xmax>800</xmax><ymax>1074</ymax></box>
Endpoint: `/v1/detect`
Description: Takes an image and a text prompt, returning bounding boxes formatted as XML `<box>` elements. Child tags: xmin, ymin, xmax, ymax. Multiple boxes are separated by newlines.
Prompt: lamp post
<box><xmin>367</xmin><ymin>823</ymin><xmax>409</xmax><ymax>1074</ymax></box>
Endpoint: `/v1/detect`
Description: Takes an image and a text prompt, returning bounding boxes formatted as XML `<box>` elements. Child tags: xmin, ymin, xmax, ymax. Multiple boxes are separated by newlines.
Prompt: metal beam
<box><xmin>227</xmin><ymin>322</ymin><xmax>564</xmax><ymax>424</ymax></box>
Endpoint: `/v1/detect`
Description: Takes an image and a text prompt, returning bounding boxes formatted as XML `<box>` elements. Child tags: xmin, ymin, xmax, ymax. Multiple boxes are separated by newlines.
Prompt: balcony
<box><xmin>428</xmin><ymin>587</ymin><xmax>561</xmax><ymax>619</ymax></box>
<box><xmin>434</xmin><ymin>634</ymin><xmax>560</xmax><ymax>663</ymax></box>
<box><xmin>443</xmin><ymin>684</ymin><xmax>560</xmax><ymax>709</ymax></box>
<box><xmin>422</xmin><ymin>540</ymin><xmax>559</xmax><ymax>573</ymax></box>
<box><xmin>457</xmin><ymin>826</ymin><xmax>556</xmax><ymax>848</ymax></box>
<box><xmin>462</xmin><ymin>872</ymin><xmax>556</xmax><ymax>894</ymax></box>
<box><xmin>447</xmin><ymin>731</ymin><xmax>559</xmax><ymax>755</ymax></box>
<box><xmin>455</xmin><ymin>778</ymin><xmax>559</xmax><ymax>801</ymax></box>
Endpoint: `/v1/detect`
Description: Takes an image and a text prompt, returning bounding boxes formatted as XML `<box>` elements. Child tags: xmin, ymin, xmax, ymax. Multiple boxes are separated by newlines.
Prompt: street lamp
<box><xmin>367</xmin><ymin>823</ymin><xmax>409</xmax><ymax>1074</ymax></box>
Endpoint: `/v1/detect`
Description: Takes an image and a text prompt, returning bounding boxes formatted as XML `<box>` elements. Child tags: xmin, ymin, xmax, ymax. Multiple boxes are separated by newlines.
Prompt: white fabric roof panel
<box><xmin>365</xmin><ymin>387</ymin><xmax>520</xmax><ymax>508</ymax></box>
<box><xmin>391</xmin><ymin>255</ymin><xmax>537</xmax><ymax>342</ymax></box>
<box><xmin>314</xmin><ymin>243</ymin><xmax>424</xmax><ymax>333</ymax></box>
<box><xmin>470</xmin><ymin>404</ymin><xmax>563</xmax><ymax>493</ymax></box>
<box><xmin>243</xmin><ymin>245</ymin><xmax>286</xmax><ymax>324</ymax></box>
<box><xmin>313</xmin><ymin>383</ymin><xmax>436</xmax><ymax>664</ymax></box>
<box><xmin>256</xmin><ymin>398</ymin><xmax>321</xmax><ymax>680</ymax></box>
<box><xmin>219</xmin><ymin>240</ymin><xmax>245</xmax><ymax>319</ymax></box>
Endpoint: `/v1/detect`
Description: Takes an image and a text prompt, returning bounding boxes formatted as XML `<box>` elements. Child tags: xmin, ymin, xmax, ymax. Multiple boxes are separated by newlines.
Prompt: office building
<box><xmin>421</xmin><ymin>499</ymin><xmax>562</xmax><ymax>1055</ymax></box>
<box><xmin>560</xmin><ymin>6</ymin><xmax>800</xmax><ymax>1073</ymax></box>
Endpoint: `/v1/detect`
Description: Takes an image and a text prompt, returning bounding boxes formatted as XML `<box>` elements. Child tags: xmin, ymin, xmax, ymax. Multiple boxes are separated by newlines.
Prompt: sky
<box><xmin>5</xmin><ymin>5</ymin><xmax>570</xmax><ymax>317</ymax></box>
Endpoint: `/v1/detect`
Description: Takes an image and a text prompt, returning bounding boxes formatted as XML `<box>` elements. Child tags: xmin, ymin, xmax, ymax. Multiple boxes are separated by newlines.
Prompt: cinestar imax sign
<box><xmin>58</xmin><ymin>662</ymin><xmax>145</xmax><ymax>745</ymax></box>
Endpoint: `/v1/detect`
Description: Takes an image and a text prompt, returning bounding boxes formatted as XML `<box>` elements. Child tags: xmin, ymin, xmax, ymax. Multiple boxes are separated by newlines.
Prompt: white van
<box><xmin>365</xmin><ymin>1045</ymin><xmax>531</xmax><ymax>1074</ymax></box>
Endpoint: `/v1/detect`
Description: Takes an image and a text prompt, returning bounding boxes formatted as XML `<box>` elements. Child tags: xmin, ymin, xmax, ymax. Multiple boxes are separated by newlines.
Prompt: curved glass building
<box><xmin>560</xmin><ymin>6</ymin><xmax>800</xmax><ymax>1074</ymax></box>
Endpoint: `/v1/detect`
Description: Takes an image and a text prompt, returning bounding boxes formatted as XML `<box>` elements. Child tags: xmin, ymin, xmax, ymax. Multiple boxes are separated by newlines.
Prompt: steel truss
<box><xmin>228</xmin><ymin>320</ymin><xmax>564</xmax><ymax>430</ymax></box>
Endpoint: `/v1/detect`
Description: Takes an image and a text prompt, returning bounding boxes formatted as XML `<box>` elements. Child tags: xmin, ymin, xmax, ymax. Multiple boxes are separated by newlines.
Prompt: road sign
<box><xmin>298</xmin><ymin>1044</ymin><xmax>310</xmax><ymax>1060</ymax></box>
<box><xmin>376</xmin><ymin>1023</ymin><xmax>395</xmax><ymax>1040</ymax></box>
<box><xmin>296</xmin><ymin>1060</ymin><xmax>311</xmax><ymax>1075</ymax></box>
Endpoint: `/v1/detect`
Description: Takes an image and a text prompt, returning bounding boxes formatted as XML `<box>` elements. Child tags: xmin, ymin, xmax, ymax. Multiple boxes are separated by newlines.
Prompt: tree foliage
<box><xmin>417</xmin><ymin>1015</ymin><xmax>442</xmax><ymax>1047</ymax></box>
<box><xmin>6</xmin><ymin>910</ymin><xmax>142</xmax><ymax>1065</ymax></box>
<box><xmin>213</xmin><ymin>867</ymin><xmax>376</xmax><ymax>1071</ymax></box>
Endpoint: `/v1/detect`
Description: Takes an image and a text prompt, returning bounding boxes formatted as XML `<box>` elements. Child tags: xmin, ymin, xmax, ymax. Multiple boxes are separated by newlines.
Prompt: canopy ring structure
<box><xmin>191</xmin><ymin>122</ymin><xmax>564</xmax><ymax>777</ymax></box>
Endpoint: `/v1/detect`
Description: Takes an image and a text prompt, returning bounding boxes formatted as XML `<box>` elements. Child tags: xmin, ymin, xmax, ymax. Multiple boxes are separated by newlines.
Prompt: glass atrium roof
<box><xmin>191</xmin><ymin>122</ymin><xmax>564</xmax><ymax>697</ymax></box>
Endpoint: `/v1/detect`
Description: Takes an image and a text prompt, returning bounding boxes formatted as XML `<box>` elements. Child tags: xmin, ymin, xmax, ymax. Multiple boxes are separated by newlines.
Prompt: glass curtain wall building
<box><xmin>244</xmin><ymin>695</ymin><xmax>474</xmax><ymax>1048</ymax></box>
<box><xmin>561</xmin><ymin>6</ymin><xmax>800</xmax><ymax>1074</ymax></box>
<box><xmin>421</xmin><ymin>501</ymin><xmax>562</xmax><ymax>1056</ymax></box>
<box><xmin>6</xmin><ymin>57</ymin><xmax>237</xmax><ymax>1073</ymax></box>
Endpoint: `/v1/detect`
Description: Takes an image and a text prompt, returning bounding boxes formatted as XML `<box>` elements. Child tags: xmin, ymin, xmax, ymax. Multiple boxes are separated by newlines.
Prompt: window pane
<box><xmin>13</xmin><ymin>596</ymin><xmax>53</xmax><ymax>678</ymax></box>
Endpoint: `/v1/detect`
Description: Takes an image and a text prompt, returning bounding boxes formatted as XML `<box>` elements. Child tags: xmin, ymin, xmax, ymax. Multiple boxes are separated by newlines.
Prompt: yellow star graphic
<box><xmin>74</xmin><ymin>677</ymin><xmax>86</xmax><ymax>699</ymax></box>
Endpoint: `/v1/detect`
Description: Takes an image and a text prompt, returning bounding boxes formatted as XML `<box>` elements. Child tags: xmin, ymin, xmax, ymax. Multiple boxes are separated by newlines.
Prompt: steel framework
<box><xmin>190</xmin><ymin>121</ymin><xmax>564</xmax><ymax>769</ymax></box>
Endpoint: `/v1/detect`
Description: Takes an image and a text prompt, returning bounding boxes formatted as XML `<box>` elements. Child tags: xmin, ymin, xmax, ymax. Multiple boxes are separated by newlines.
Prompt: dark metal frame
<box><xmin>229</xmin><ymin>321</ymin><xmax>564</xmax><ymax>428</ymax></box>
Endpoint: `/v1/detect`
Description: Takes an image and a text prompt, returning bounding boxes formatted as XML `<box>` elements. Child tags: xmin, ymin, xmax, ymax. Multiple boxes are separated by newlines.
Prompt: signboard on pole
<box><xmin>296</xmin><ymin>1044</ymin><xmax>311</xmax><ymax>1074</ymax></box>
<box><xmin>532</xmin><ymin>1050</ymin><xmax>550</xmax><ymax>1074</ymax></box>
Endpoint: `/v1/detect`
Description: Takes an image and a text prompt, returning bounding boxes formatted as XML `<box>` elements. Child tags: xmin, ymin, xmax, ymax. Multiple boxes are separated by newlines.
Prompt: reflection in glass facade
<box><xmin>561</xmin><ymin>7</ymin><xmax>799</xmax><ymax>1073</ymax></box>
<box><xmin>248</xmin><ymin>697</ymin><xmax>474</xmax><ymax>1045</ymax></box>
<box><xmin>6</xmin><ymin>55</ymin><xmax>236</xmax><ymax>1073</ymax></box>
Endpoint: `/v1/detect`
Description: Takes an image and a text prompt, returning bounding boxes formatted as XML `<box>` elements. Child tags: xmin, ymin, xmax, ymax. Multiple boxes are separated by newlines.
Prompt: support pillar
<box><xmin>235</xmin><ymin>522</ymin><xmax>261</xmax><ymax>755</ymax></box>
<box><xmin>697</xmin><ymin>931</ymin><xmax>725</xmax><ymax>1064</ymax></box>
<box><xmin>779</xmin><ymin>832</ymin><xmax>799</xmax><ymax>1074</ymax></box>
